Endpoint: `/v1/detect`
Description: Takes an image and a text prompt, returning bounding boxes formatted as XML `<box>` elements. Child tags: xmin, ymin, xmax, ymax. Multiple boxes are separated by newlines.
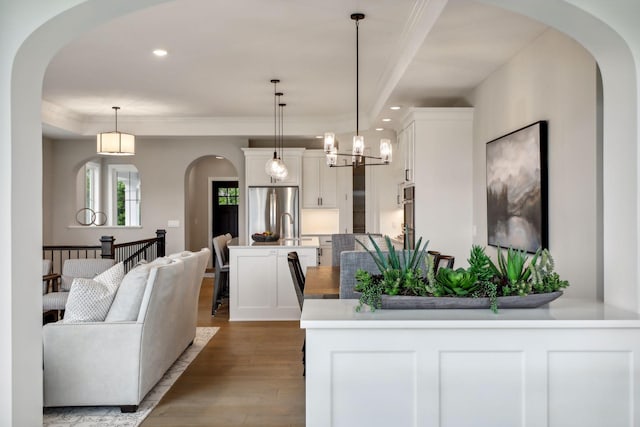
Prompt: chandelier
<box><xmin>97</xmin><ymin>106</ymin><xmax>135</xmax><ymax>156</ymax></box>
<box><xmin>324</xmin><ymin>13</ymin><xmax>392</xmax><ymax>168</ymax></box>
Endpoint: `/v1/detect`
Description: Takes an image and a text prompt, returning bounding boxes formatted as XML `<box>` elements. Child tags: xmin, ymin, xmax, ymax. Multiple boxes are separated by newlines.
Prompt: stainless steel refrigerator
<box><xmin>248</xmin><ymin>186</ymin><xmax>299</xmax><ymax>238</ymax></box>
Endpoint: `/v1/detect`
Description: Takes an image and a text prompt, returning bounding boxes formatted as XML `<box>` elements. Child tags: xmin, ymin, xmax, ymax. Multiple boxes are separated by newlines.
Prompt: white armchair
<box><xmin>42</xmin><ymin>258</ymin><xmax>116</xmax><ymax>320</ymax></box>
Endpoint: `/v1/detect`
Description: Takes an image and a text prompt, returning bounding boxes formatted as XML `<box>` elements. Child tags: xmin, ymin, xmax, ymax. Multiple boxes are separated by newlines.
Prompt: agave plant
<box><xmin>356</xmin><ymin>234</ymin><xmax>430</xmax><ymax>278</ymax></box>
<box><xmin>488</xmin><ymin>246</ymin><xmax>539</xmax><ymax>285</ymax></box>
<box><xmin>354</xmin><ymin>235</ymin><xmax>432</xmax><ymax>309</ymax></box>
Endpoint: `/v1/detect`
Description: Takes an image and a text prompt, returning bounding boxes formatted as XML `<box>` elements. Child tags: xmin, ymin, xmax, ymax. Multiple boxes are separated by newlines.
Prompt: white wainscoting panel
<box><xmin>548</xmin><ymin>351</ymin><xmax>632</xmax><ymax>427</ymax></box>
<box><xmin>331</xmin><ymin>351</ymin><xmax>416</xmax><ymax>427</ymax></box>
<box><xmin>440</xmin><ymin>351</ymin><xmax>524</xmax><ymax>427</ymax></box>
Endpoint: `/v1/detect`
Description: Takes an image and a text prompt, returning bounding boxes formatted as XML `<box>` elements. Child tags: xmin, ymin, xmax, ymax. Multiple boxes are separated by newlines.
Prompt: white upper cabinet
<box><xmin>243</xmin><ymin>148</ymin><xmax>303</xmax><ymax>186</ymax></box>
<box><xmin>302</xmin><ymin>150</ymin><xmax>337</xmax><ymax>208</ymax></box>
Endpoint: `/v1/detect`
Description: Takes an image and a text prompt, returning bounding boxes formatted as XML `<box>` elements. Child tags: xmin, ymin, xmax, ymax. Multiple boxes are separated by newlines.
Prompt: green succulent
<box><xmin>489</xmin><ymin>246</ymin><xmax>539</xmax><ymax>286</ymax></box>
<box><xmin>356</xmin><ymin>234</ymin><xmax>430</xmax><ymax>276</ymax></box>
<box><xmin>467</xmin><ymin>245</ymin><xmax>494</xmax><ymax>283</ymax></box>
<box><xmin>435</xmin><ymin>267</ymin><xmax>479</xmax><ymax>297</ymax></box>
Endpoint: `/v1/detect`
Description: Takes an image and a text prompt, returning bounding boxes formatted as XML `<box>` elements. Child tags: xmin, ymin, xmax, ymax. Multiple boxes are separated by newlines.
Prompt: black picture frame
<box><xmin>486</xmin><ymin>121</ymin><xmax>548</xmax><ymax>253</ymax></box>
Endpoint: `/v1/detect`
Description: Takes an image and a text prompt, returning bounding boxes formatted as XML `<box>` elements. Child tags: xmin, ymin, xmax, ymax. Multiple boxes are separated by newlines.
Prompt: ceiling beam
<box><xmin>368</xmin><ymin>0</ymin><xmax>449</xmax><ymax>125</ymax></box>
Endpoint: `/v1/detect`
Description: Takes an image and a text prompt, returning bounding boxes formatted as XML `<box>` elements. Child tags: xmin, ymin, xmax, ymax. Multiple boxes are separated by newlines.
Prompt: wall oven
<box><xmin>403</xmin><ymin>186</ymin><xmax>415</xmax><ymax>249</ymax></box>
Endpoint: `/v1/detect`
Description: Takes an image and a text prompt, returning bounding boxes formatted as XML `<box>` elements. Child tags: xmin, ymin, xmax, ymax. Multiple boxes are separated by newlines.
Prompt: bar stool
<box><xmin>211</xmin><ymin>235</ymin><xmax>230</xmax><ymax>315</ymax></box>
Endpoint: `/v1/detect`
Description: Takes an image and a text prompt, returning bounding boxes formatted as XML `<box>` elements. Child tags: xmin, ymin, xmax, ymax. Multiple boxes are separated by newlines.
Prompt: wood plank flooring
<box><xmin>141</xmin><ymin>278</ymin><xmax>306</xmax><ymax>427</ymax></box>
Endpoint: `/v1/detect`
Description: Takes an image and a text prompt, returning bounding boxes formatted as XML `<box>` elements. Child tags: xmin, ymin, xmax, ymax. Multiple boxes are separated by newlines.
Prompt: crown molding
<box><xmin>42</xmin><ymin>104</ymin><xmax>372</xmax><ymax>138</ymax></box>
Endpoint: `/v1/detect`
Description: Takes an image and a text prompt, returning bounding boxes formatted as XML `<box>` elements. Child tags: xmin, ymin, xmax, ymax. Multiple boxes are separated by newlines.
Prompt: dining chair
<box><xmin>211</xmin><ymin>235</ymin><xmax>230</xmax><ymax>316</ymax></box>
<box><xmin>287</xmin><ymin>251</ymin><xmax>305</xmax><ymax>310</ymax></box>
<box><xmin>287</xmin><ymin>251</ymin><xmax>306</xmax><ymax>374</ymax></box>
<box><xmin>435</xmin><ymin>254</ymin><xmax>455</xmax><ymax>272</ymax></box>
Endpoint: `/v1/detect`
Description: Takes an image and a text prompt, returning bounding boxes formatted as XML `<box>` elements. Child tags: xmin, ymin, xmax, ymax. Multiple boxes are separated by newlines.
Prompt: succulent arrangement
<box><xmin>354</xmin><ymin>235</ymin><xmax>569</xmax><ymax>313</ymax></box>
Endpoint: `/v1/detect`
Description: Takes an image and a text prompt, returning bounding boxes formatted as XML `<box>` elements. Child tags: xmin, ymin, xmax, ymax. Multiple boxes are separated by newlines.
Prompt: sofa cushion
<box><xmin>105</xmin><ymin>257</ymin><xmax>173</xmax><ymax>322</ymax></box>
<box><xmin>63</xmin><ymin>262</ymin><xmax>124</xmax><ymax>323</ymax></box>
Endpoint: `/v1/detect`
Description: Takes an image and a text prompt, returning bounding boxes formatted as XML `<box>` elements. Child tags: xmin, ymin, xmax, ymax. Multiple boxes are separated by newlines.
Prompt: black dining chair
<box><xmin>287</xmin><ymin>251</ymin><xmax>306</xmax><ymax>374</ymax></box>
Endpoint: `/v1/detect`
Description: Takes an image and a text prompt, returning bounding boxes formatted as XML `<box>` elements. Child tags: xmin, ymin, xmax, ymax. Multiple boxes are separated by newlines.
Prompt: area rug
<box><xmin>43</xmin><ymin>326</ymin><xmax>219</xmax><ymax>427</ymax></box>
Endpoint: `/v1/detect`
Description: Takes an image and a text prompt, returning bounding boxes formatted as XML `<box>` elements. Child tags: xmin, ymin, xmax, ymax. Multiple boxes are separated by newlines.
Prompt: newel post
<box><xmin>100</xmin><ymin>235</ymin><xmax>116</xmax><ymax>259</ymax></box>
<box><xmin>156</xmin><ymin>229</ymin><xmax>166</xmax><ymax>257</ymax></box>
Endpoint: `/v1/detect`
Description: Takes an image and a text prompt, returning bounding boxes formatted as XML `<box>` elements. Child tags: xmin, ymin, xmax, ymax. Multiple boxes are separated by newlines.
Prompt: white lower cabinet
<box><xmin>229</xmin><ymin>246</ymin><xmax>317</xmax><ymax>321</ymax></box>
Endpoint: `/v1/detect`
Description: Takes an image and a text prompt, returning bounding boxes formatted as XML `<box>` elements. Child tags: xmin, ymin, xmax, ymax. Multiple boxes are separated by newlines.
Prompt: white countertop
<box><xmin>300</xmin><ymin>298</ymin><xmax>640</xmax><ymax>329</ymax></box>
<box><xmin>229</xmin><ymin>236</ymin><xmax>319</xmax><ymax>249</ymax></box>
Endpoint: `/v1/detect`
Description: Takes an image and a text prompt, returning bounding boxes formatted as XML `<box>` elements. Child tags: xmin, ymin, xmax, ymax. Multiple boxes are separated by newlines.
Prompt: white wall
<box><xmin>44</xmin><ymin>137</ymin><xmax>248</xmax><ymax>255</ymax></box>
<box><xmin>411</xmin><ymin>108</ymin><xmax>474</xmax><ymax>265</ymax></box>
<box><xmin>466</xmin><ymin>28</ymin><xmax>599</xmax><ymax>300</ymax></box>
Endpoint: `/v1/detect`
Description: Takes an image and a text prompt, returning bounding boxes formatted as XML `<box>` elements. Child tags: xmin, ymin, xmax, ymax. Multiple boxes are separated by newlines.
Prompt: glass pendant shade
<box><xmin>352</xmin><ymin>135</ymin><xmax>365</xmax><ymax>156</ymax></box>
<box><xmin>324</xmin><ymin>132</ymin><xmax>335</xmax><ymax>153</ymax></box>
<box><xmin>265</xmin><ymin>153</ymin><xmax>281</xmax><ymax>177</ymax></box>
<box><xmin>379</xmin><ymin>138</ymin><xmax>392</xmax><ymax>163</ymax></box>
<box><xmin>274</xmin><ymin>159</ymin><xmax>288</xmax><ymax>180</ymax></box>
<box><xmin>97</xmin><ymin>132</ymin><xmax>135</xmax><ymax>155</ymax></box>
<box><xmin>326</xmin><ymin>147</ymin><xmax>338</xmax><ymax>166</ymax></box>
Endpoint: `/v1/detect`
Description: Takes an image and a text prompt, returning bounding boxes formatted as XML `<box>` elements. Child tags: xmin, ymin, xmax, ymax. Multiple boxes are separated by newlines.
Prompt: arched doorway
<box><xmin>2</xmin><ymin>1</ymin><xmax>639</xmax><ymax>424</ymax></box>
<box><xmin>185</xmin><ymin>155</ymin><xmax>239</xmax><ymax>268</ymax></box>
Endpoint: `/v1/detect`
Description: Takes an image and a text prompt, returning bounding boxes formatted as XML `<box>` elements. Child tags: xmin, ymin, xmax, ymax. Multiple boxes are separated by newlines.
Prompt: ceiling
<box><xmin>42</xmin><ymin>0</ymin><xmax>547</xmax><ymax>139</ymax></box>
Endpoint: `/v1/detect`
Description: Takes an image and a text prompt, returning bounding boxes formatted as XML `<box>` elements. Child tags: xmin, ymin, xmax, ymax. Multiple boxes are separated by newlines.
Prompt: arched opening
<box><xmin>184</xmin><ymin>155</ymin><xmax>239</xmax><ymax>268</ymax></box>
<box><xmin>3</xmin><ymin>1</ymin><xmax>638</xmax><ymax>424</ymax></box>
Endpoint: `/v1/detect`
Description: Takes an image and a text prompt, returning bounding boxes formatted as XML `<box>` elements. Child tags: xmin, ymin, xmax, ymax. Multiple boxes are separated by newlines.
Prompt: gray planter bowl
<box><xmin>378</xmin><ymin>291</ymin><xmax>563</xmax><ymax>310</ymax></box>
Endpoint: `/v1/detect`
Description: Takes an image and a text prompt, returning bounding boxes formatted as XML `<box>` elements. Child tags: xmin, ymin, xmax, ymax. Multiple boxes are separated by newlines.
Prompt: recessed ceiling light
<box><xmin>390</xmin><ymin>106</ymin><xmax>401</xmax><ymax>110</ymax></box>
<box><xmin>315</xmin><ymin>135</ymin><xmax>323</xmax><ymax>139</ymax></box>
<box><xmin>382</xmin><ymin>118</ymin><xmax>391</xmax><ymax>122</ymax></box>
<box><xmin>215</xmin><ymin>156</ymin><xmax>224</xmax><ymax>160</ymax></box>
<box><xmin>375</xmin><ymin>128</ymin><xmax>384</xmax><ymax>131</ymax></box>
<box><xmin>153</xmin><ymin>49</ymin><xmax>168</xmax><ymax>57</ymax></box>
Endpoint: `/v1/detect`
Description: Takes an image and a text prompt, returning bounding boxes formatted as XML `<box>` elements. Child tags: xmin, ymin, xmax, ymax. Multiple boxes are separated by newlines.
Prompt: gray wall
<box><xmin>466</xmin><ymin>28</ymin><xmax>600</xmax><ymax>300</ymax></box>
<box><xmin>44</xmin><ymin>136</ymin><xmax>248</xmax><ymax>255</ymax></box>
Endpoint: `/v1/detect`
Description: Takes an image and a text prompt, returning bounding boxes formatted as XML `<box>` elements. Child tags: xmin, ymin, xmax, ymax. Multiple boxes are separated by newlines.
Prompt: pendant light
<box><xmin>274</xmin><ymin>100</ymin><xmax>289</xmax><ymax>180</ymax></box>
<box><xmin>265</xmin><ymin>79</ymin><xmax>288</xmax><ymax>179</ymax></box>
<box><xmin>324</xmin><ymin>13</ymin><xmax>392</xmax><ymax>168</ymax></box>
<box><xmin>97</xmin><ymin>106</ymin><xmax>135</xmax><ymax>155</ymax></box>
<box><xmin>265</xmin><ymin>80</ymin><xmax>281</xmax><ymax>177</ymax></box>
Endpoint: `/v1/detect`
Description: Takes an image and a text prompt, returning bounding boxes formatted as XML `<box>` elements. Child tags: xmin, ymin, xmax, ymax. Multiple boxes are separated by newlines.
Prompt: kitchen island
<box><xmin>228</xmin><ymin>237</ymin><xmax>319</xmax><ymax>321</ymax></box>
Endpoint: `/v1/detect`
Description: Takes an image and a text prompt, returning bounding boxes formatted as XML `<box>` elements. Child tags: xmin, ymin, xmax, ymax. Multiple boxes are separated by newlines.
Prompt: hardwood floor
<box><xmin>141</xmin><ymin>278</ymin><xmax>306</xmax><ymax>427</ymax></box>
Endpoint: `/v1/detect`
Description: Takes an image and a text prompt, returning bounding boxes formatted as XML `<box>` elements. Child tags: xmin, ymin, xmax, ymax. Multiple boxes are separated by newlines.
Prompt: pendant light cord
<box><xmin>113</xmin><ymin>106</ymin><xmax>120</xmax><ymax>133</ymax></box>
<box><xmin>356</xmin><ymin>18</ymin><xmax>359</xmax><ymax>137</ymax></box>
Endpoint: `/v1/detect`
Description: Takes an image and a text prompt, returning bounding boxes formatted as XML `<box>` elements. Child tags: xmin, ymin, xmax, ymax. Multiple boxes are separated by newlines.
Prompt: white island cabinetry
<box><xmin>228</xmin><ymin>237</ymin><xmax>318</xmax><ymax>321</ymax></box>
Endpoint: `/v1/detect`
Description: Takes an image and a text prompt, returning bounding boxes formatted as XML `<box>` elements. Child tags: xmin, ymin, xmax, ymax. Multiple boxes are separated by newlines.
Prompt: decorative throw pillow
<box><xmin>63</xmin><ymin>262</ymin><xmax>124</xmax><ymax>323</ymax></box>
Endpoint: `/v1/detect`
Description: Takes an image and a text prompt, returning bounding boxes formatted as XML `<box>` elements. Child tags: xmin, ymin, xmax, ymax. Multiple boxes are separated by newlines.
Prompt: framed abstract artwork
<box><xmin>486</xmin><ymin>121</ymin><xmax>548</xmax><ymax>253</ymax></box>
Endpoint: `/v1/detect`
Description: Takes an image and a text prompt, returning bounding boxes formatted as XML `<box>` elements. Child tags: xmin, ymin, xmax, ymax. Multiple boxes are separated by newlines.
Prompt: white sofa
<box><xmin>43</xmin><ymin>248</ymin><xmax>210</xmax><ymax>411</ymax></box>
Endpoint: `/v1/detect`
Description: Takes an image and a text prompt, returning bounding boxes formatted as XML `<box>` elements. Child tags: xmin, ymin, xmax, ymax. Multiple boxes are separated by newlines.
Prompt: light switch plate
<box><xmin>168</xmin><ymin>220</ymin><xmax>180</xmax><ymax>228</ymax></box>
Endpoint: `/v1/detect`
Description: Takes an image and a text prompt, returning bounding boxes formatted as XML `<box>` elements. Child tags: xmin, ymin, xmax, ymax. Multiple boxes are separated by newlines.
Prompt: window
<box><xmin>77</xmin><ymin>160</ymin><xmax>142</xmax><ymax>226</ymax></box>
<box><xmin>218</xmin><ymin>187</ymin><xmax>239</xmax><ymax>206</ymax></box>
<box><xmin>84</xmin><ymin>161</ymin><xmax>100</xmax><ymax>224</ymax></box>
<box><xmin>109</xmin><ymin>165</ymin><xmax>141</xmax><ymax>226</ymax></box>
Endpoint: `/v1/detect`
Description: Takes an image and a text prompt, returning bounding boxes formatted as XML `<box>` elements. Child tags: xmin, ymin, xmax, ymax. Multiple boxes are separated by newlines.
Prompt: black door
<box><xmin>212</xmin><ymin>181</ymin><xmax>239</xmax><ymax>266</ymax></box>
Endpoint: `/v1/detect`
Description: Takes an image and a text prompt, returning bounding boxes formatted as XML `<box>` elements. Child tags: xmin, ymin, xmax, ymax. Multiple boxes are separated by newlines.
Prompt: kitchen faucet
<box><xmin>280</xmin><ymin>212</ymin><xmax>294</xmax><ymax>240</ymax></box>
